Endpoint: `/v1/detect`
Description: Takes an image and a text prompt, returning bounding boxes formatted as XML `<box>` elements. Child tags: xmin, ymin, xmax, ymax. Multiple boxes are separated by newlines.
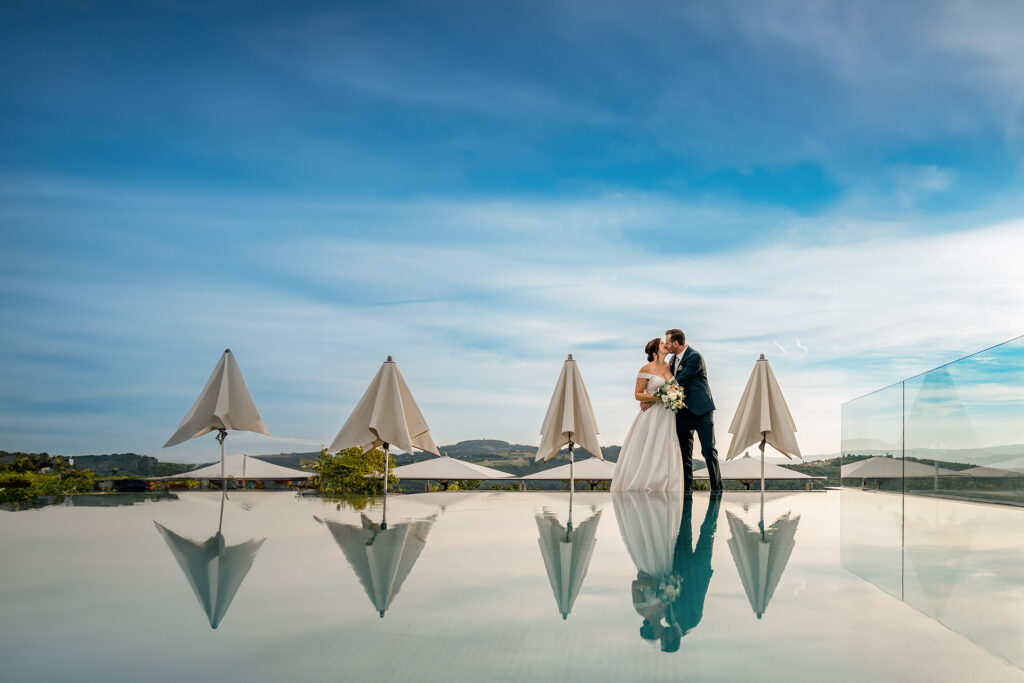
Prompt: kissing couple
<box><xmin>611</xmin><ymin>329</ymin><xmax>723</xmax><ymax>493</ymax></box>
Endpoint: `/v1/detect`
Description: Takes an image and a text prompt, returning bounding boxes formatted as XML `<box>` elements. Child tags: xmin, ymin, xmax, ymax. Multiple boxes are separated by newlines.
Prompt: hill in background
<box><xmin>254</xmin><ymin>439</ymin><xmax>622</xmax><ymax>478</ymax></box>
<box><xmin>0</xmin><ymin>451</ymin><xmax>191</xmax><ymax>477</ymax></box>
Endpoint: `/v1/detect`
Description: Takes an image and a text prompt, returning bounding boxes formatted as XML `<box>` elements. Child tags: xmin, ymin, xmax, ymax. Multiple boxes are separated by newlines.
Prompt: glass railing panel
<box><xmin>902</xmin><ymin>336</ymin><xmax>1024</xmax><ymax>668</ymax></box>
<box><xmin>904</xmin><ymin>336</ymin><xmax>1024</xmax><ymax>504</ymax></box>
<box><xmin>840</xmin><ymin>381</ymin><xmax>904</xmax><ymax>599</ymax></box>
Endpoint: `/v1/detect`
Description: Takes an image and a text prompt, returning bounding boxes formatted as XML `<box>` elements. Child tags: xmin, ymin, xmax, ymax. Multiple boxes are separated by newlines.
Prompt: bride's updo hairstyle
<box><xmin>645</xmin><ymin>338</ymin><xmax>661</xmax><ymax>362</ymax></box>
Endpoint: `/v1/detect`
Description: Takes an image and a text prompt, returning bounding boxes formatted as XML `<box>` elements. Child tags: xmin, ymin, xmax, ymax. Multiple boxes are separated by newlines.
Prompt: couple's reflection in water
<box><xmin>615</xmin><ymin>492</ymin><xmax>721</xmax><ymax>652</ymax></box>
<box><xmin>616</xmin><ymin>490</ymin><xmax>802</xmax><ymax>650</ymax></box>
<box><xmin>153</xmin><ymin>489</ymin><xmax>266</xmax><ymax>629</ymax></box>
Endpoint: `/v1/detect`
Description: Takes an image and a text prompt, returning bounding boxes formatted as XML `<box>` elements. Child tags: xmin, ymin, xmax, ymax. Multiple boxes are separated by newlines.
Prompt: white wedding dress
<box><xmin>610</xmin><ymin>373</ymin><xmax>683</xmax><ymax>492</ymax></box>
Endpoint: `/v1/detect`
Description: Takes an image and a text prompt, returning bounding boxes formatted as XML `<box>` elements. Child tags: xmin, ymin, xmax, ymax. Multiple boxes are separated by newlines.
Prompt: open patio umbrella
<box><xmin>727</xmin><ymin>354</ymin><xmax>800</xmax><ymax>521</ymax></box>
<box><xmin>840</xmin><ymin>456</ymin><xmax>964</xmax><ymax>485</ymax></box>
<box><xmin>316</xmin><ymin>512</ymin><xmax>437</xmax><ymax>618</ymax></box>
<box><xmin>390</xmin><ymin>455</ymin><xmax>512</xmax><ymax>490</ymax></box>
<box><xmin>153</xmin><ymin>493</ymin><xmax>265</xmax><ymax>629</ymax></box>
<box><xmin>155</xmin><ymin>453</ymin><xmax>312</xmax><ymax>482</ymax></box>
<box><xmin>537</xmin><ymin>354</ymin><xmax>602</xmax><ymax>494</ymax></box>
<box><xmin>330</xmin><ymin>356</ymin><xmax>440</xmax><ymax>495</ymax></box>
<box><xmin>164</xmin><ymin>349</ymin><xmax>270</xmax><ymax>479</ymax></box>
<box><xmin>695</xmin><ymin>452</ymin><xmax>823</xmax><ymax>489</ymax></box>
<box><xmin>536</xmin><ymin>506</ymin><xmax>603</xmax><ymax>619</ymax></box>
<box><xmin>726</xmin><ymin>509</ymin><xmax>800</xmax><ymax>619</ymax></box>
<box><xmin>521</xmin><ymin>456</ymin><xmax>616</xmax><ymax>490</ymax></box>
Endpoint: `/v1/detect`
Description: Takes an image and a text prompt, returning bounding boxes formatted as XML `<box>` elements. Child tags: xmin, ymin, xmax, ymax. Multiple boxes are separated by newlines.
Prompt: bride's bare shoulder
<box><xmin>638</xmin><ymin>362</ymin><xmax>655</xmax><ymax>374</ymax></box>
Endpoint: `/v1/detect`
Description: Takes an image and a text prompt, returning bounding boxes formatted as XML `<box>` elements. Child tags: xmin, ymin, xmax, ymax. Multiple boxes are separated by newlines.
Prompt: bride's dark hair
<box><xmin>645</xmin><ymin>338</ymin><xmax>661</xmax><ymax>362</ymax></box>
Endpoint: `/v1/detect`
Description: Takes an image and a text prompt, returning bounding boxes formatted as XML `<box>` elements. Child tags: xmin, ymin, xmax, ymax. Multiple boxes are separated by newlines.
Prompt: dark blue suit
<box><xmin>667</xmin><ymin>492</ymin><xmax>721</xmax><ymax>640</ymax></box>
<box><xmin>672</xmin><ymin>346</ymin><xmax>722</xmax><ymax>492</ymax></box>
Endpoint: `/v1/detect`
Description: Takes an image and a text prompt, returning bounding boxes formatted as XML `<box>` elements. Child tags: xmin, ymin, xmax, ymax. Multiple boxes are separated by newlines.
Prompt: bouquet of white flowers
<box><xmin>653</xmin><ymin>378</ymin><xmax>686</xmax><ymax>412</ymax></box>
<box><xmin>655</xmin><ymin>573</ymin><xmax>684</xmax><ymax>602</ymax></box>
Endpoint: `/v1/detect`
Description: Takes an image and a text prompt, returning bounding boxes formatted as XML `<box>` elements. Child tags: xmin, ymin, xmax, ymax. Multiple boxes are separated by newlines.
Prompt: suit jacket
<box><xmin>671</xmin><ymin>346</ymin><xmax>715</xmax><ymax>416</ymax></box>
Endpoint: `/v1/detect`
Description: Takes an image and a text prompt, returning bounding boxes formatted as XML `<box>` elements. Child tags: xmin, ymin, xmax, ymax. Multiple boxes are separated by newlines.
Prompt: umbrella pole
<box><xmin>216</xmin><ymin>428</ymin><xmax>227</xmax><ymax>533</ymax></box>
<box><xmin>382</xmin><ymin>442</ymin><xmax>389</xmax><ymax>530</ymax></box>
<box><xmin>216</xmin><ymin>428</ymin><xmax>227</xmax><ymax>479</ymax></box>
<box><xmin>568</xmin><ymin>440</ymin><xmax>575</xmax><ymax>534</ymax></box>
<box><xmin>759</xmin><ymin>434</ymin><xmax>766</xmax><ymax>539</ymax></box>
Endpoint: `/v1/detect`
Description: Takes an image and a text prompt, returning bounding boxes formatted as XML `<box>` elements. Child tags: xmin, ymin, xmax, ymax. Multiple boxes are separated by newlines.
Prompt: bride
<box><xmin>611</xmin><ymin>337</ymin><xmax>683</xmax><ymax>491</ymax></box>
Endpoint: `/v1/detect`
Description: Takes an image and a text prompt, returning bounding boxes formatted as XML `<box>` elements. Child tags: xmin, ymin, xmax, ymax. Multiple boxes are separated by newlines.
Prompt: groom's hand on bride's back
<box><xmin>640</xmin><ymin>401</ymin><xmax>654</xmax><ymax>412</ymax></box>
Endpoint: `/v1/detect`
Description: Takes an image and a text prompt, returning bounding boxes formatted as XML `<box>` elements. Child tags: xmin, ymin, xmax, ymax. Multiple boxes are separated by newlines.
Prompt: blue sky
<box><xmin>2</xmin><ymin>1</ymin><xmax>1023</xmax><ymax>461</ymax></box>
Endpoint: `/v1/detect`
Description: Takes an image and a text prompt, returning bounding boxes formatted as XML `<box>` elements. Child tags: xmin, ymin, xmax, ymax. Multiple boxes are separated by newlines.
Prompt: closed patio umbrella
<box><xmin>726</xmin><ymin>509</ymin><xmax>800</xmax><ymax>619</ymax></box>
<box><xmin>536</xmin><ymin>507</ymin><xmax>603</xmax><ymax>619</ymax></box>
<box><xmin>164</xmin><ymin>349</ymin><xmax>270</xmax><ymax>528</ymax></box>
<box><xmin>537</xmin><ymin>354</ymin><xmax>602</xmax><ymax>494</ymax></box>
<box><xmin>330</xmin><ymin>356</ymin><xmax>440</xmax><ymax>494</ymax></box>
<box><xmin>164</xmin><ymin>348</ymin><xmax>270</xmax><ymax>478</ymax></box>
<box><xmin>727</xmin><ymin>355</ymin><xmax>800</xmax><ymax>516</ymax></box>
<box><xmin>316</xmin><ymin>512</ymin><xmax>437</xmax><ymax>618</ymax></box>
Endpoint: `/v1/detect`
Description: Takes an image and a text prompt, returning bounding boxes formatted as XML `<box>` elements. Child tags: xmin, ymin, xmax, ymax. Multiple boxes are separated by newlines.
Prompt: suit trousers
<box><xmin>676</xmin><ymin>408</ymin><xmax>723</xmax><ymax>492</ymax></box>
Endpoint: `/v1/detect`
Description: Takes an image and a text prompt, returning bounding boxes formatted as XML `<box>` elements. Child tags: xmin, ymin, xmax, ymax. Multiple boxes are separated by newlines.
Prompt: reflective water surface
<box><xmin>2</xmin><ymin>490</ymin><xmax>1022</xmax><ymax>682</ymax></box>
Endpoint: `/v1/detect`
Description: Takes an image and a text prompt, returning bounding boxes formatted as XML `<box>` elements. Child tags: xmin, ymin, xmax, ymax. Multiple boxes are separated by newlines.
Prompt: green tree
<box><xmin>303</xmin><ymin>447</ymin><xmax>397</xmax><ymax>494</ymax></box>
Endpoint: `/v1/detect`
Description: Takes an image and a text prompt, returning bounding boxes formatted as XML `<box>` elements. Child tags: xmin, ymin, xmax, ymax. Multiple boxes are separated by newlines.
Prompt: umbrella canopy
<box><xmin>317</xmin><ymin>513</ymin><xmax>437</xmax><ymax>618</ymax></box>
<box><xmin>695</xmin><ymin>453</ymin><xmax>822</xmax><ymax>482</ymax></box>
<box><xmin>536</xmin><ymin>508</ymin><xmax>603</xmax><ymax>619</ymax></box>
<box><xmin>960</xmin><ymin>465</ymin><xmax>1024</xmax><ymax>478</ymax></box>
<box><xmin>330</xmin><ymin>357</ymin><xmax>440</xmax><ymax>456</ymax></box>
<box><xmin>155</xmin><ymin>453</ymin><xmax>312</xmax><ymax>481</ymax></box>
<box><xmin>153</xmin><ymin>522</ymin><xmax>265</xmax><ymax>629</ymax></box>
<box><xmin>536</xmin><ymin>355</ymin><xmax>602</xmax><ymax>462</ymax></box>
<box><xmin>391</xmin><ymin>455</ymin><xmax>513</xmax><ymax>481</ymax></box>
<box><xmin>840</xmin><ymin>456</ymin><xmax>962</xmax><ymax>479</ymax></box>
<box><xmin>164</xmin><ymin>349</ymin><xmax>269</xmax><ymax>448</ymax></box>
<box><xmin>726</xmin><ymin>510</ymin><xmax>800</xmax><ymax>618</ymax></box>
<box><xmin>727</xmin><ymin>355</ymin><xmax>800</xmax><ymax>460</ymax></box>
<box><xmin>522</xmin><ymin>457</ymin><xmax>617</xmax><ymax>481</ymax></box>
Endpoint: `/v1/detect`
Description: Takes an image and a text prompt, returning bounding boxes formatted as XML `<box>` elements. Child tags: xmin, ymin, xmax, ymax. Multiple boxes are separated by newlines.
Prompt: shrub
<box><xmin>303</xmin><ymin>447</ymin><xmax>397</xmax><ymax>495</ymax></box>
<box><xmin>0</xmin><ymin>470</ymin><xmax>95</xmax><ymax>506</ymax></box>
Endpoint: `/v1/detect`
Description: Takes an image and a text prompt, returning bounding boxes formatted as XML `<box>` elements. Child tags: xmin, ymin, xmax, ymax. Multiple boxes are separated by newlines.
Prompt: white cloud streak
<box><xmin>3</xmin><ymin>184</ymin><xmax>1023</xmax><ymax>461</ymax></box>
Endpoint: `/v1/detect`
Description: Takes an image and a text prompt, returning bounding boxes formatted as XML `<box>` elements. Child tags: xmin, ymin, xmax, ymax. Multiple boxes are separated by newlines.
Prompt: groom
<box><xmin>665</xmin><ymin>329</ymin><xmax>723</xmax><ymax>493</ymax></box>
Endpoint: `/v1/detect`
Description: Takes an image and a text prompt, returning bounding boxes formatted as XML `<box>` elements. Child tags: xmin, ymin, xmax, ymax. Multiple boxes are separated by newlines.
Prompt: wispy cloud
<box><xmin>2</xmin><ymin>174</ymin><xmax>1023</xmax><ymax>460</ymax></box>
<box><xmin>3</xmin><ymin>2</ymin><xmax>1024</xmax><ymax>460</ymax></box>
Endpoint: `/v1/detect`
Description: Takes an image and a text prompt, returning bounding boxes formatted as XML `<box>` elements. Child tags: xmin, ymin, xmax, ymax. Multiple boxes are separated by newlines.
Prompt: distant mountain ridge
<box><xmin>252</xmin><ymin>439</ymin><xmax>623</xmax><ymax>477</ymax></box>
<box><xmin>3</xmin><ymin>452</ymin><xmax>193</xmax><ymax>476</ymax></box>
<box><xmin>14</xmin><ymin>439</ymin><xmax>1020</xmax><ymax>477</ymax></box>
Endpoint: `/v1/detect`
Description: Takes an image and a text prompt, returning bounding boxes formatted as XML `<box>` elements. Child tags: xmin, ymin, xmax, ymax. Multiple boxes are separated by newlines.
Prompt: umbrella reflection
<box><xmin>726</xmin><ymin>508</ymin><xmax>800</xmax><ymax>619</ymax></box>
<box><xmin>535</xmin><ymin>504</ymin><xmax>603</xmax><ymax>620</ymax></box>
<box><xmin>615</xmin><ymin>492</ymin><xmax>721</xmax><ymax>651</ymax></box>
<box><xmin>317</xmin><ymin>511</ymin><xmax>438</xmax><ymax>618</ymax></box>
<box><xmin>153</xmin><ymin>493</ymin><xmax>265</xmax><ymax>629</ymax></box>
